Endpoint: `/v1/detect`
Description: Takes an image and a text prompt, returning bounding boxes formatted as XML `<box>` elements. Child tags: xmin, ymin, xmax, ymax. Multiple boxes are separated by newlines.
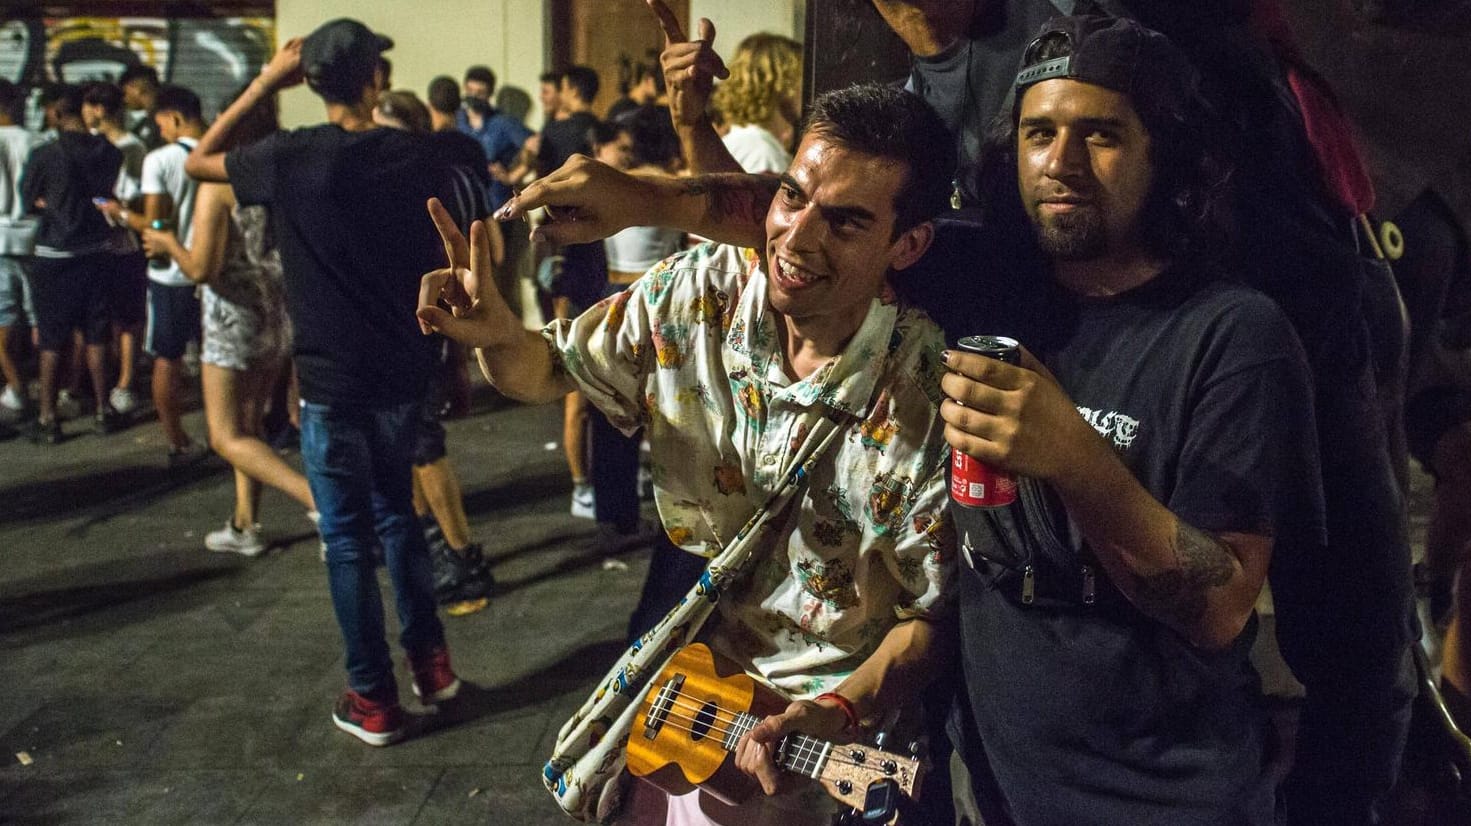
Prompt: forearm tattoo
<box><xmin>1132</xmin><ymin>522</ymin><xmax>1237</xmax><ymax>633</ymax></box>
<box><xmin>680</xmin><ymin>174</ymin><xmax>779</xmax><ymax>238</ymax></box>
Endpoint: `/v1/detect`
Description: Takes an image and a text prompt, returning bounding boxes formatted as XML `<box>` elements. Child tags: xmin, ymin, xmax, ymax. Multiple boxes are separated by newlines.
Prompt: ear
<box><xmin>888</xmin><ymin>221</ymin><xmax>934</xmax><ymax>273</ymax></box>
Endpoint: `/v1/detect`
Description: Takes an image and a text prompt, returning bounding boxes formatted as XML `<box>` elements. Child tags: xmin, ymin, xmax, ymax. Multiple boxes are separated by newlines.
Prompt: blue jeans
<box><xmin>300</xmin><ymin>399</ymin><xmax>445</xmax><ymax>698</ymax></box>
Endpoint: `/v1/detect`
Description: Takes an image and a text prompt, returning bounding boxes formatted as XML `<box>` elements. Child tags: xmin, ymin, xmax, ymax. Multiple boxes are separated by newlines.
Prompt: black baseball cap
<box><xmin>301</xmin><ymin>18</ymin><xmax>393</xmax><ymax>89</ymax></box>
<box><xmin>1013</xmin><ymin>15</ymin><xmax>1198</xmax><ymax>120</ymax></box>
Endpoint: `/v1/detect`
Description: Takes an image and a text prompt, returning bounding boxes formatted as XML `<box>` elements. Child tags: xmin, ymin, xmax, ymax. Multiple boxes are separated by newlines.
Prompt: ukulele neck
<box><xmin>720</xmin><ymin>710</ymin><xmax>834</xmax><ymax>780</ymax></box>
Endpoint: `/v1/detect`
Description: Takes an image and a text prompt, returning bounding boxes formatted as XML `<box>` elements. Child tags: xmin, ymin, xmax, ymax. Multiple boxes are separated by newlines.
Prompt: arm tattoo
<box><xmin>679</xmin><ymin>174</ymin><xmax>779</xmax><ymax>240</ymax></box>
<box><xmin>1132</xmin><ymin>522</ymin><xmax>1237</xmax><ymax>633</ymax></box>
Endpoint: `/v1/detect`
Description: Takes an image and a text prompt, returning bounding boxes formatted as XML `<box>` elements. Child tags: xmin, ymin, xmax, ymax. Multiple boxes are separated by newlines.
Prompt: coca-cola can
<box><xmin>950</xmin><ymin>336</ymin><xmax>1020</xmax><ymax>508</ymax></box>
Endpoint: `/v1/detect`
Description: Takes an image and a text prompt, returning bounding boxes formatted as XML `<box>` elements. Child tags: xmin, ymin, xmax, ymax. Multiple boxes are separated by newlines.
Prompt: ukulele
<box><xmin>626</xmin><ymin>643</ymin><xmax>924</xmax><ymax>823</ymax></box>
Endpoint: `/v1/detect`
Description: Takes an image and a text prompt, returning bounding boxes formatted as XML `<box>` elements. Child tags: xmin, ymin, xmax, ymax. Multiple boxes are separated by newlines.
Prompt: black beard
<box><xmin>1032</xmin><ymin>208</ymin><xmax>1107</xmax><ymax>261</ymax></box>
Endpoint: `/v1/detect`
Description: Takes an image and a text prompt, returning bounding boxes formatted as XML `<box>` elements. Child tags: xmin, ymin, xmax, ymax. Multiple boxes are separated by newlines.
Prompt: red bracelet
<box><xmin>814</xmin><ymin>691</ymin><xmax>861</xmax><ymax>730</ymax></box>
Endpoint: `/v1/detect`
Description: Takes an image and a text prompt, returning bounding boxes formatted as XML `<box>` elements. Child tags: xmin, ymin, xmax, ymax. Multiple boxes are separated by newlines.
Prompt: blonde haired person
<box><xmin>710</xmin><ymin>32</ymin><xmax>802</xmax><ymax>173</ymax></box>
<box><xmin>648</xmin><ymin>2</ymin><xmax>802</xmax><ymax>176</ymax></box>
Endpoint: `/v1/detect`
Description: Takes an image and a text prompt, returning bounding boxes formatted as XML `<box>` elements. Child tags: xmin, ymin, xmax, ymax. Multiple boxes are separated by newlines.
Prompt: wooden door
<box><xmin>803</xmin><ymin>0</ymin><xmax>909</xmax><ymax>99</ymax></box>
<box><xmin>550</xmin><ymin>0</ymin><xmax>689</xmax><ymax>117</ymax></box>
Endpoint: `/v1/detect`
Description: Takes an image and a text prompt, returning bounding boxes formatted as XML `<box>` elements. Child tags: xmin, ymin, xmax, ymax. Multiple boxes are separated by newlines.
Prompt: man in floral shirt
<box><xmin>420</xmin><ymin>84</ymin><xmax>957</xmax><ymax>823</ymax></box>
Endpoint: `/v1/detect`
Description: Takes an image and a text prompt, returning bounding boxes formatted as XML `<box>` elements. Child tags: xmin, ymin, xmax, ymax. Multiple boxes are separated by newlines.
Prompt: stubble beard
<box><xmin>1032</xmin><ymin>207</ymin><xmax>1108</xmax><ymax>262</ymax></box>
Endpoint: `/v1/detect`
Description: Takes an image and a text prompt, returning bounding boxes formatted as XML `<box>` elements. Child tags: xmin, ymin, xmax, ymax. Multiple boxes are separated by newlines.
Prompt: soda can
<box><xmin>950</xmin><ymin>335</ymin><xmax>1020</xmax><ymax>508</ymax></box>
<box><xmin>147</xmin><ymin>218</ymin><xmax>174</xmax><ymax>267</ymax></box>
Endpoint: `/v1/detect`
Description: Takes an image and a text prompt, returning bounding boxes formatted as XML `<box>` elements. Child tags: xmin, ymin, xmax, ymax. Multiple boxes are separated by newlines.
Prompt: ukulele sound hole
<box><xmin>690</xmin><ymin>701</ymin><xmax>718</xmax><ymax>741</ymax></box>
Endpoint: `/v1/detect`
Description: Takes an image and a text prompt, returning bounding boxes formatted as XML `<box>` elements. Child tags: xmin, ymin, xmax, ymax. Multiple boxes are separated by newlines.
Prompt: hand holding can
<box><xmin>146</xmin><ymin>218</ymin><xmax>174</xmax><ymax>267</ymax></box>
<box><xmin>949</xmin><ymin>336</ymin><xmax>1020</xmax><ymax>508</ymax></box>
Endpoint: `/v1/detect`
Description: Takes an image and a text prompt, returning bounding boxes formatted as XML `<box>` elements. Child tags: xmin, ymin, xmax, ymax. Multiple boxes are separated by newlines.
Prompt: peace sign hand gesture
<box><xmin>417</xmin><ymin>198</ymin><xmax>518</xmax><ymax>349</ymax></box>
<box><xmin>647</xmin><ymin>0</ymin><xmax>728</xmax><ymax>127</ymax></box>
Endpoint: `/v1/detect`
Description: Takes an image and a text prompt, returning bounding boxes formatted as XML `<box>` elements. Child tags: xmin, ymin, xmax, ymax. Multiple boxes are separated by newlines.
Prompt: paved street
<box><xmin>0</xmin><ymin>381</ymin><xmax>1453</xmax><ymax>825</ymax></box>
<box><xmin>0</xmin><ymin>392</ymin><xmax>649</xmax><ymax>824</ymax></box>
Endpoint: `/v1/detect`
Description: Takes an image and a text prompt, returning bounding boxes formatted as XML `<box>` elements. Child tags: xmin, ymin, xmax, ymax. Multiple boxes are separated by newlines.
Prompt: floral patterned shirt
<box><xmin>546</xmin><ymin>242</ymin><xmax>956</xmax><ymax>698</ymax></box>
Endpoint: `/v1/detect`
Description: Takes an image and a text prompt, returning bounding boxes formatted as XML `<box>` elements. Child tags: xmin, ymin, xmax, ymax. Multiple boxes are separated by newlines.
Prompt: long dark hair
<box><xmin>976</xmin><ymin>31</ymin><xmax>1237</xmax><ymax>264</ymax></box>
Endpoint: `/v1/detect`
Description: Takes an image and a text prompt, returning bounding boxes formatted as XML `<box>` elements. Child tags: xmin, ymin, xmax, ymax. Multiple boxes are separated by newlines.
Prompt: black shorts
<box><xmin>412</xmin><ymin>391</ymin><xmax>447</xmax><ymax>467</ymax></box>
<box><xmin>1406</xmin><ymin>384</ymin><xmax>1471</xmax><ymax>475</ymax></box>
<box><xmin>145</xmin><ymin>281</ymin><xmax>200</xmax><ymax>359</ymax></box>
<box><xmin>106</xmin><ymin>250</ymin><xmax>148</xmax><ymax>328</ymax></box>
<box><xmin>27</xmin><ymin>253</ymin><xmax>112</xmax><ymax>350</ymax></box>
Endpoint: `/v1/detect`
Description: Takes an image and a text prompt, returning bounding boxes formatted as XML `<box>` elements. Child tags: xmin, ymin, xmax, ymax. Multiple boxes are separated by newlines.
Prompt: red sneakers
<box><xmin>332</xmin><ymin>689</ymin><xmax>404</xmax><ymax>746</ymax></box>
<box><xmin>409</xmin><ymin>646</ymin><xmax>462</xmax><ymax>704</ymax></box>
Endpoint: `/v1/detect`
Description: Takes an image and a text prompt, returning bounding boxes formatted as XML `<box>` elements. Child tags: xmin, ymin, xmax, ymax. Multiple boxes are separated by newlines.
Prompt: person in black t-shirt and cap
<box><xmin>185</xmin><ymin>18</ymin><xmax>488</xmax><ymax>747</ymax></box>
<box><xmin>873</xmin><ymin>4</ymin><xmax>1419</xmax><ymax>824</ymax></box>
<box><xmin>931</xmin><ymin>16</ymin><xmax>1324</xmax><ymax>824</ymax></box>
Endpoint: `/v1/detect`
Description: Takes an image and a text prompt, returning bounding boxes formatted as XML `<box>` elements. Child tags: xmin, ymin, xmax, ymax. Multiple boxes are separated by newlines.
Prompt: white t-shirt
<box><xmin>103</xmin><ymin>132</ymin><xmax>147</xmax><ymax>255</ymax></box>
<box><xmin>111</xmin><ymin>132</ymin><xmax>146</xmax><ymax>205</ymax></box>
<box><xmin>721</xmin><ymin>124</ymin><xmax>791</xmax><ymax>175</ymax></box>
<box><xmin>604</xmin><ymin>225</ymin><xmax>684</xmax><ymax>274</ymax></box>
<box><xmin>0</xmin><ymin>124</ymin><xmax>40</xmax><ymax>256</ymax></box>
<box><xmin>140</xmin><ymin>137</ymin><xmax>198</xmax><ymax>285</ymax></box>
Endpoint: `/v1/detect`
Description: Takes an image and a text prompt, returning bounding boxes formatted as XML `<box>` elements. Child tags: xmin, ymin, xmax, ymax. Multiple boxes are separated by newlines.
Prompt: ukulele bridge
<box><xmin>643</xmin><ymin>672</ymin><xmax>686</xmax><ymax>740</ymax></box>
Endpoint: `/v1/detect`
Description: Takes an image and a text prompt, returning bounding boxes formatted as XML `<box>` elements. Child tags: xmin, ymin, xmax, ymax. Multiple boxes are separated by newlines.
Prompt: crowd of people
<box><xmin>2</xmin><ymin>1</ymin><xmax>1469</xmax><ymax>825</ymax></box>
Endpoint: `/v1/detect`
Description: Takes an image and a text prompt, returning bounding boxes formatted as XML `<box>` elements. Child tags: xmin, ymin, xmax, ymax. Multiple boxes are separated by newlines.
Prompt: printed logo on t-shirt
<box><xmin>1076</xmin><ymin>405</ymin><xmax>1141</xmax><ymax>451</ymax></box>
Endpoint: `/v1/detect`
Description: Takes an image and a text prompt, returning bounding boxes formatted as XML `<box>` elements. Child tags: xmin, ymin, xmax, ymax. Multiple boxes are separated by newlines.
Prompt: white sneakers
<box><xmin>570</xmin><ymin>482</ymin><xmax>595</xmax><ymax>520</ymax></box>
<box><xmin>206</xmin><ymin>520</ymin><xmax>266</xmax><ymax>557</ymax></box>
<box><xmin>0</xmin><ymin>384</ymin><xmax>24</xmax><ymax>412</ymax></box>
<box><xmin>108</xmin><ymin>387</ymin><xmax>139</xmax><ymax>415</ymax></box>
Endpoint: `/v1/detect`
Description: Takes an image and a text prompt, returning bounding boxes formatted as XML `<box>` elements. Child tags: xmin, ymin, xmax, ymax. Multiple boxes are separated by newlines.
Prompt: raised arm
<box><xmin>495</xmin><ymin>155</ymin><xmax>775</xmax><ymax>250</ymax></box>
<box><xmin>186</xmin><ymin>38</ymin><xmax>304</xmax><ymax>182</ymax></box>
<box><xmin>646</xmin><ymin>0</ymin><xmax>742</xmax><ymax>174</ymax></box>
<box><xmin>939</xmin><ymin>348</ymin><xmax>1270</xmax><ymax>650</ymax></box>
<box><xmin>417</xmin><ymin>198</ymin><xmax>574</xmax><ymax>404</ymax></box>
<box><xmin>870</xmin><ymin>0</ymin><xmax>978</xmax><ymax>57</ymax></box>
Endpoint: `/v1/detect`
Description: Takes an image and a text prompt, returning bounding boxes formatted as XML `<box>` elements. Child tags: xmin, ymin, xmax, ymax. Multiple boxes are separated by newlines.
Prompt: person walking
<box><xmin>142</xmin><ymin>89</ymin><xmax>312</xmax><ymax>557</ymax></box>
<box><xmin>186</xmin><ymin>19</ymin><xmax>486</xmax><ymax>745</ymax></box>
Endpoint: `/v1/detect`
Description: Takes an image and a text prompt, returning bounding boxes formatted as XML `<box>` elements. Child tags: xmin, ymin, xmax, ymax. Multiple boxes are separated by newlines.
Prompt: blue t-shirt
<box><xmin>456</xmin><ymin>107</ymin><xmax>531</xmax><ymax>210</ymax></box>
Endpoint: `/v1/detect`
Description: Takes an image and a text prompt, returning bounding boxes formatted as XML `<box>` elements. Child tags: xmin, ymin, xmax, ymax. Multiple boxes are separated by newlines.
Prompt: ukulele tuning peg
<box><xmin>908</xmin><ymin>736</ymin><xmax>927</xmax><ymax>758</ymax></box>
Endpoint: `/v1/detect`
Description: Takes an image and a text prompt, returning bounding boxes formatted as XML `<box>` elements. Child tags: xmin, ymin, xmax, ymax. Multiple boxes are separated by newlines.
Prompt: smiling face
<box><xmin>1017</xmin><ymin>78</ymin><xmax>1153</xmax><ymax>263</ymax></box>
<box><xmin>763</xmin><ymin>132</ymin><xmax>930</xmax><ymax>336</ymax></box>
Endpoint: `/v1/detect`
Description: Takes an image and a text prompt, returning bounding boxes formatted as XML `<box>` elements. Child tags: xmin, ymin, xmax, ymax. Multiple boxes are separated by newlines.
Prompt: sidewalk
<box><xmin>0</xmin><ymin>390</ymin><xmax>1449</xmax><ymax>824</ymax></box>
<box><xmin>0</xmin><ymin>398</ymin><xmax>648</xmax><ymax>824</ymax></box>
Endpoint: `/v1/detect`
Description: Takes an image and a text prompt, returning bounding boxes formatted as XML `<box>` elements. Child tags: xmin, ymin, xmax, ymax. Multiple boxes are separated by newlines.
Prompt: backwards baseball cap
<box><xmin>1013</xmin><ymin>15</ymin><xmax>1199</xmax><ymax>122</ymax></box>
<box><xmin>301</xmin><ymin>18</ymin><xmax>393</xmax><ymax>91</ymax></box>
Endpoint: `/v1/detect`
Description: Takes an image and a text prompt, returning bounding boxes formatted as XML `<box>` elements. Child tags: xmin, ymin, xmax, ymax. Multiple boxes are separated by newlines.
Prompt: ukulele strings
<box><xmin>649</xmin><ymin>688</ymin><xmax>883</xmax><ymax>772</ymax></box>
<box><xmin>654</xmin><ymin>685</ymin><xmax>842</xmax><ymax>749</ymax></box>
<box><xmin>650</xmin><ymin>707</ymin><xmax>880</xmax><ymax>773</ymax></box>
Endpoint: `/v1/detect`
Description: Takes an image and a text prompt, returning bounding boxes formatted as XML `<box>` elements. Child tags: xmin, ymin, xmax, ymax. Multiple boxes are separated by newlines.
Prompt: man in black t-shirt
<box><xmin>536</xmin><ymin>65</ymin><xmax>600</xmax><ymax>178</ymax></box>
<box><xmin>930</xmin><ymin>17</ymin><xmax>1323</xmax><ymax>824</ymax></box>
<box><xmin>19</xmin><ymin>84</ymin><xmax>123</xmax><ymax>443</ymax></box>
<box><xmin>878</xmin><ymin>4</ymin><xmax>1417</xmax><ymax>823</ymax></box>
<box><xmin>534</xmin><ymin>64</ymin><xmax>607</xmax><ymax>313</ymax></box>
<box><xmin>185</xmin><ymin>18</ymin><xmax>486</xmax><ymax>748</ymax></box>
